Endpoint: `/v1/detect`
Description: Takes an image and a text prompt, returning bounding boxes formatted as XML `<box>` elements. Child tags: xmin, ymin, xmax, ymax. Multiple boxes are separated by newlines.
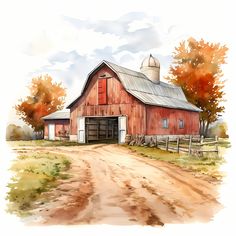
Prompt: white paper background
<box><xmin>0</xmin><ymin>0</ymin><xmax>235</xmax><ymax>235</ymax></box>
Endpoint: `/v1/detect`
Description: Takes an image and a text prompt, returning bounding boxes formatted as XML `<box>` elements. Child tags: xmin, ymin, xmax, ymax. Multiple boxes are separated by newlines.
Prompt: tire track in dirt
<box><xmin>140</xmin><ymin>180</ymin><xmax>192</xmax><ymax>218</ymax></box>
<box><xmin>14</xmin><ymin>144</ymin><xmax>221</xmax><ymax>225</ymax></box>
<box><xmin>95</xmin><ymin>145</ymin><xmax>221</xmax><ymax>222</ymax></box>
<box><xmin>72</xmin><ymin>150</ymin><xmax>140</xmax><ymax>225</ymax></box>
<box><xmin>31</xmin><ymin>155</ymin><xmax>94</xmax><ymax>225</ymax></box>
<box><xmin>121</xmin><ymin>180</ymin><xmax>164</xmax><ymax>226</ymax></box>
<box><xmin>102</xmin><ymin>159</ymin><xmax>165</xmax><ymax>225</ymax></box>
<box><xmin>95</xmin><ymin>151</ymin><xmax>179</xmax><ymax>225</ymax></box>
<box><xmin>106</xmin><ymin>160</ymin><xmax>185</xmax><ymax>224</ymax></box>
<box><xmin>106</xmin><ymin>159</ymin><xmax>192</xmax><ymax>220</ymax></box>
<box><xmin>101</xmin><ymin>145</ymin><xmax>219</xmax><ymax>201</ymax></box>
<box><xmin>69</xmin><ymin>148</ymin><xmax>165</xmax><ymax>225</ymax></box>
<box><xmin>133</xmin><ymin>156</ymin><xmax>220</xmax><ymax>203</ymax></box>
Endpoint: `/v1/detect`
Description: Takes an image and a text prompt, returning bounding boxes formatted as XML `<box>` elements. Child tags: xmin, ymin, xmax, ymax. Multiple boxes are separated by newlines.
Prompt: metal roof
<box><xmin>42</xmin><ymin>110</ymin><xmax>70</xmax><ymax>120</ymax></box>
<box><xmin>67</xmin><ymin>60</ymin><xmax>201</xmax><ymax>112</ymax></box>
<box><xmin>128</xmin><ymin>90</ymin><xmax>200</xmax><ymax>111</ymax></box>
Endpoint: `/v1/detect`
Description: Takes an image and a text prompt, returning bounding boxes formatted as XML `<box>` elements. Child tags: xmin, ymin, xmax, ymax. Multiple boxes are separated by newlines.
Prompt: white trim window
<box><xmin>162</xmin><ymin>118</ymin><xmax>169</xmax><ymax>129</ymax></box>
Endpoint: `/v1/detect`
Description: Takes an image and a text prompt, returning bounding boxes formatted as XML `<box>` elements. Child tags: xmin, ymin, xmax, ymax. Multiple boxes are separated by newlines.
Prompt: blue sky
<box><xmin>0</xmin><ymin>0</ymin><xmax>234</xmax><ymax>130</ymax></box>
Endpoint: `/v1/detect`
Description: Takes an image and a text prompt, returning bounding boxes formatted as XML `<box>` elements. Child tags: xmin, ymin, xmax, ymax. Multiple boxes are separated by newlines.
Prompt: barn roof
<box><xmin>42</xmin><ymin>110</ymin><xmax>70</xmax><ymax>120</ymax></box>
<box><xmin>67</xmin><ymin>60</ymin><xmax>201</xmax><ymax>112</ymax></box>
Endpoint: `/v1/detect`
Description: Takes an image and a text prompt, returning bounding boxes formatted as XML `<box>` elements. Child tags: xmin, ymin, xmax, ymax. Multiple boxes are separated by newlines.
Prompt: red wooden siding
<box><xmin>98</xmin><ymin>78</ymin><xmax>107</xmax><ymax>105</ymax></box>
<box><xmin>44</xmin><ymin>123</ymin><xmax>48</xmax><ymax>136</ymax></box>
<box><xmin>70</xmin><ymin>66</ymin><xmax>146</xmax><ymax>135</ymax></box>
<box><xmin>146</xmin><ymin>106</ymin><xmax>199</xmax><ymax>135</ymax></box>
<box><xmin>44</xmin><ymin>120</ymin><xmax>70</xmax><ymax>137</ymax></box>
<box><xmin>70</xmin><ymin>64</ymin><xmax>200</xmax><ymax>136</ymax></box>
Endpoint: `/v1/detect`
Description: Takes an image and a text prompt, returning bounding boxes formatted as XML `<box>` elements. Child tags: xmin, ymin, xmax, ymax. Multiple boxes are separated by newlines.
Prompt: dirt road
<box><xmin>17</xmin><ymin>144</ymin><xmax>222</xmax><ymax>226</ymax></box>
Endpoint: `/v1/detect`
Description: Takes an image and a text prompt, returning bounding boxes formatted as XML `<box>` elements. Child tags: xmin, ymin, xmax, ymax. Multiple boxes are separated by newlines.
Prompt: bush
<box><xmin>208</xmin><ymin>122</ymin><xmax>228</xmax><ymax>138</ymax></box>
<box><xmin>6</xmin><ymin>124</ymin><xmax>33</xmax><ymax>141</ymax></box>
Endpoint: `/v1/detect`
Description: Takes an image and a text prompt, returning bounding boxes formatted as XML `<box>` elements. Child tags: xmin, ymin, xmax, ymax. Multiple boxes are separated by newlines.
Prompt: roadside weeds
<box><xmin>7</xmin><ymin>152</ymin><xmax>71</xmax><ymax>216</ymax></box>
<box><xmin>125</xmin><ymin>145</ymin><xmax>225</xmax><ymax>182</ymax></box>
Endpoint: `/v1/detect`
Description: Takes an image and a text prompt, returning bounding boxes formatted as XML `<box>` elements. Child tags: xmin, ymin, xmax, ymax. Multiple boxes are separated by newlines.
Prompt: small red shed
<box><xmin>67</xmin><ymin>55</ymin><xmax>201</xmax><ymax>143</ymax></box>
<box><xmin>42</xmin><ymin>110</ymin><xmax>70</xmax><ymax>140</ymax></box>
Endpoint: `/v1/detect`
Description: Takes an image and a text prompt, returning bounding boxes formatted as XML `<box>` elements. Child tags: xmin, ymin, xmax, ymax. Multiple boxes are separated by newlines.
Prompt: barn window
<box><xmin>162</xmin><ymin>118</ymin><xmax>169</xmax><ymax>129</ymax></box>
<box><xmin>98</xmin><ymin>78</ymin><xmax>107</xmax><ymax>105</ymax></box>
<box><xmin>179</xmin><ymin>119</ymin><xmax>184</xmax><ymax>129</ymax></box>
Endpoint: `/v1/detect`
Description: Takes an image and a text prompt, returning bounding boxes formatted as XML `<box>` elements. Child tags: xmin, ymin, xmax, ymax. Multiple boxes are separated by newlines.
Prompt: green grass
<box><xmin>7</xmin><ymin>152</ymin><xmax>71</xmax><ymax>216</ymax></box>
<box><xmin>126</xmin><ymin>145</ymin><xmax>225</xmax><ymax>181</ymax></box>
<box><xmin>7</xmin><ymin>140</ymin><xmax>81</xmax><ymax>147</ymax></box>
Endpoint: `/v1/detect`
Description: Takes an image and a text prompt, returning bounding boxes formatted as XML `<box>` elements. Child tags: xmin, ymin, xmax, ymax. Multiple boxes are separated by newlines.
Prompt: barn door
<box><xmin>77</xmin><ymin>117</ymin><xmax>85</xmax><ymax>143</ymax></box>
<box><xmin>48</xmin><ymin>124</ymin><xmax>55</xmax><ymax>140</ymax></box>
<box><xmin>118</xmin><ymin>116</ymin><xmax>127</xmax><ymax>144</ymax></box>
<box><xmin>98</xmin><ymin>78</ymin><xmax>107</xmax><ymax>105</ymax></box>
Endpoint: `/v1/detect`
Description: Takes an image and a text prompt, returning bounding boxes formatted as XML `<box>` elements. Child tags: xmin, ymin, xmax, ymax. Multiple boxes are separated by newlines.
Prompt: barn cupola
<box><xmin>140</xmin><ymin>54</ymin><xmax>160</xmax><ymax>84</ymax></box>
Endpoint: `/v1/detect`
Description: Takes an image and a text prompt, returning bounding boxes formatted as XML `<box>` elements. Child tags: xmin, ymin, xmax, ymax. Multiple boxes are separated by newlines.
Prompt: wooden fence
<box><xmin>128</xmin><ymin>135</ymin><xmax>219</xmax><ymax>157</ymax></box>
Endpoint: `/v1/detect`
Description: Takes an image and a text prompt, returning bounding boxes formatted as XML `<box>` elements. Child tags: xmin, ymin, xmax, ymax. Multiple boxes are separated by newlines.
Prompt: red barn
<box><xmin>67</xmin><ymin>54</ymin><xmax>201</xmax><ymax>143</ymax></box>
<box><xmin>42</xmin><ymin>110</ymin><xmax>70</xmax><ymax>140</ymax></box>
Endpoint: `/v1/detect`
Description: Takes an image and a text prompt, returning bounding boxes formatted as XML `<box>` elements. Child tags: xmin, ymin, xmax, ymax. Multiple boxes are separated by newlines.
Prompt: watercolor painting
<box><xmin>1</xmin><ymin>0</ymin><xmax>235</xmax><ymax>235</ymax></box>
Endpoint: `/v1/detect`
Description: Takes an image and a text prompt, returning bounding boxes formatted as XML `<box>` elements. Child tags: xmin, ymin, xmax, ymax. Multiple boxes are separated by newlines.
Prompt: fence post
<box><xmin>156</xmin><ymin>136</ymin><xmax>158</xmax><ymax>148</ymax></box>
<box><xmin>200</xmin><ymin>135</ymin><xmax>204</xmax><ymax>144</ymax></box>
<box><xmin>177</xmin><ymin>137</ymin><xmax>180</xmax><ymax>153</ymax></box>
<box><xmin>166</xmin><ymin>137</ymin><xmax>169</xmax><ymax>151</ymax></box>
<box><xmin>215</xmin><ymin>136</ymin><xmax>219</xmax><ymax>157</ymax></box>
<box><xmin>188</xmin><ymin>135</ymin><xmax>192</xmax><ymax>155</ymax></box>
<box><xmin>199</xmin><ymin>135</ymin><xmax>204</xmax><ymax>157</ymax></box>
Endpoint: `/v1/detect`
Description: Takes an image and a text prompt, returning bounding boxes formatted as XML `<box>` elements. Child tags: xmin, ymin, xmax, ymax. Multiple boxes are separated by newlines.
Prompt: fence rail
<box><xmin>128</xmin><ymin>135</ymin><xmax>219</xmax><ymax>157</ymax></box>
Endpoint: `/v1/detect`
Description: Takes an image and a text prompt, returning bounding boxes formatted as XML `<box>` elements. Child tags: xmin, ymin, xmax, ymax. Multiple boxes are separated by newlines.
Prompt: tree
<box><xmin>6</xmin><ymin>124</ymin><xmax>33</xmax><ymax>141</ymax></box>
<box><xmin>15</xmin><ymin>75</ymin><xmax>66</xmax><ymax>134</ymax></box>
<box><xmin>208</xmin><ymin>122</ymin><xmax>228</xmax><ymax>138</ymax></box>
<box><xmin>166</xmin><ymin>37</ymin><xmax>228</xmax><ymax>137</ymax></box>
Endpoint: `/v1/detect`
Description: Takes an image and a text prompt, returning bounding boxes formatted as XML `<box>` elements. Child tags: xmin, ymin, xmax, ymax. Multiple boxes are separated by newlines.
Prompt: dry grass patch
<box><xmin>7</xmin><ymin>140</ymin><xmax>81</xmax><ymax>147</ymax></box>
<box><xmin>7</xmin><ymin>152</ymin><xmax>71</xmax><ymax>216</ymax></box>
<box><xmin>126</xmin><ymin>145</ymin><xmax>225</xmax><ymax>181</ymax></box>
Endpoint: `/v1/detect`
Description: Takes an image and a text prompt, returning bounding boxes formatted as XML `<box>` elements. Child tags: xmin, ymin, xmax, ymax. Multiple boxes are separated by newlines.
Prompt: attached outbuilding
<box><xmin>67</xmin><ymin>54</ymin><xmax>201</xmax><ymax>144</ymax></box>
<box><xmin>42</xmin><ymin>110</ymin><xmax>70</xmax><ymax>140</ymax></box>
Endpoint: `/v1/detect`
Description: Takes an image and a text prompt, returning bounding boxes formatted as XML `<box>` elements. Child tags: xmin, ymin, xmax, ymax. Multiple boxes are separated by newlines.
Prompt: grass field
<box><xmin>7</xmin><ymin>152</ymin><xmax>71</xmax><ymax>216</ymax></box>
<box><xmin>8</xmin><ymin>140</ymin><xmax>81</xmax><ymax>147</ymax></box>
<box><xmin>7</xmin><ymin>139</ymin><xmax>118</xmax><ymax>147</ymax></box>
<box><xmin>7</xmin><ymin>139</ymin><xmax>228</xmax><ymax>208</ymax></box>
<box><xmin>126</xmin><ymin>145</ymin><xmax>225</xmax><ymax>181</ymax></box>
<box><xmin>217</xmin><ymin>138</ymin><xmax>231</xmax><ymax>148</ymax></box>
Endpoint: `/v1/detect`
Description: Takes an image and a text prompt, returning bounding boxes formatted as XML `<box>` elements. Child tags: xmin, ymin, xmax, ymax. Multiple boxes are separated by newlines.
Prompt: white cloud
<box><xmin>49</xmin><ymin>61</ymin><xmax>74</xmax><ymax>71</ymax></box>
<box><xmin>1</xmin><ymin>0</ymin><xmax>234</xmax><ymax>126</ymax></box>
<box><xmin>128</xmin><ymin>19</ymin><xmax>151</xmax><ymax>32</ymax></box>
<box><xmin>0</xmin><ymin>0</ymin><xmax>233</xmax><ymax>119</ymax></box>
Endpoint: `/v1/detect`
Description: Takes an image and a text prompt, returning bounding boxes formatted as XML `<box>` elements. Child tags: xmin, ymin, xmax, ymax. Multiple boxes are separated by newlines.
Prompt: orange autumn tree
<box><xmin>15</xmin><ymin>75</ymin><xmax>66</xmax><ymax>134</ymax></box>
<box><xmin>166</xmin><ymin>37</ymin><xmax>228</xmax><ymax>136</ymax></box>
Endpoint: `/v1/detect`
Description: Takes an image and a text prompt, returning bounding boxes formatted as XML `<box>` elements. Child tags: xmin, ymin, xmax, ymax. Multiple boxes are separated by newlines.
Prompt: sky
<box><xmin>1</xmin><ymin>0</ymin><xmax>234</xmax><ymax>127</ymax></box>
<box><xmin>0</xmin><ymin>0</ymin><xmax>236</xmax><ymax>235</ymax></box>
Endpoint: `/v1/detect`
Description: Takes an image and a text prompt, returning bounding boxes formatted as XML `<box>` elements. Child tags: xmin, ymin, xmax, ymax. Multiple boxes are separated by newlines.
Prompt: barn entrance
<box><xmin>85</xmin><ymin>117</ymin><xmax>118</xmax><ymax>143</ymax></box>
